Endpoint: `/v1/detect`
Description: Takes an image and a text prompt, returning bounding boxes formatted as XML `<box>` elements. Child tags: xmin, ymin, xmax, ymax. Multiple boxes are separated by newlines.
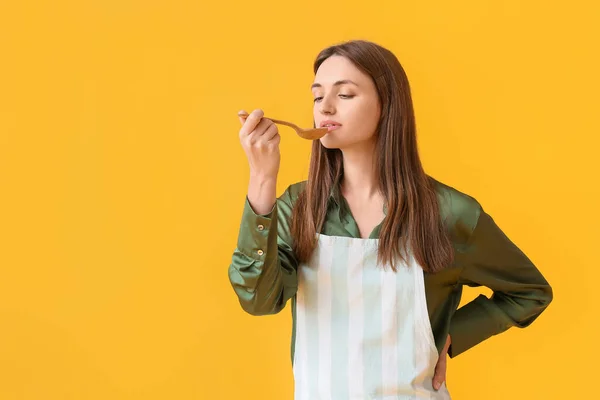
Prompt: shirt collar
<box><xmin>329</xmin><ymin>181</ymin><xmax>342</xmax><ymax>206</ymax></box>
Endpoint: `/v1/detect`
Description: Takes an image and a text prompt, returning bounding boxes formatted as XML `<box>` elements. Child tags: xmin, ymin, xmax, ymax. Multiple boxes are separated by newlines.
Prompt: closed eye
<box><xmin>313</xmin><ymin>94</ymin><xmax>355</xmax><ymax>103</ymax></box>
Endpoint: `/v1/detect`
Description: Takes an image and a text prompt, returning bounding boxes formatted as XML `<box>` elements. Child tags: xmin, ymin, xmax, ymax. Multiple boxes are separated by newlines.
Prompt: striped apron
<box><xmin>293</xmin><ymin>234</ymin><xmax>452</xmax><ymax>399</ymax></box>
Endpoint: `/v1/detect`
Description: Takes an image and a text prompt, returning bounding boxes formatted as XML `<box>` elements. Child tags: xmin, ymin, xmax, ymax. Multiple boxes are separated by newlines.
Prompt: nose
<box><xmin>319</xmin><ymin>94</ymin><xmax>336</xmax><ymax>115</ymax></box>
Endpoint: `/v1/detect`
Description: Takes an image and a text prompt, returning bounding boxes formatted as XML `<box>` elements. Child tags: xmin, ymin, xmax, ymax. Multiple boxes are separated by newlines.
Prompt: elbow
<box><xmin>230</xmin><ymin>285</ymin><xmax>276</xmax><ymax>316</ymax></box>
<box><xmin>536</xmin><ymin>283</ymin><xmax>553</xmax><ymax>320</ymax></box>
<box><xmin>229</xmin><ymin>266</ymin><xmax>269</xmax><ymax>316</ymax></box>
<box><xmin>541</xmin><ymin>283</ymin><xmax>553</xmax><ymax>308</ymax></box>
<box><xmin>228</xmin><ymin>261</ymin><xmax>291</xmax><ymax>316</ymax></box>
<box><xmin>239</xmin><ymin>295</ymin><xmax>264</xmax><ymax>316</ymax></box>
<box><xmin>534</xmin><ymin>279</ymin><xmax>554</xmax><ymax>311</ymax></box>
<box><xmin>239</xmin><ymin>297</ymin><xmax>281</xmax><ymax>316</ymax></box>
<box><xmin>510</xmin><ymin>283</ymin><xmax>554</xmax><ymax>328</ymax></box>
<box><xmin>521</xmin><ymin>273</ymin><xmax>554</xmax><ymax>325</ymax></box>
<box><xmin>234</xmin><ymin>281</ymin><xmax>284</xmax><ymax>316</ymax></box>
<box><xmin>534</xmin><ymin>263</ymin><xmax>554</xmax><ymax>310</ymax></box>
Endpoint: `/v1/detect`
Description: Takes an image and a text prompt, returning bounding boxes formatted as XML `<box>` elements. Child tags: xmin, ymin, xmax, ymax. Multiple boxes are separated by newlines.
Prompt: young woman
<box><xmin>228</xmin><ymin>39</ymin><xmax>552</xmax><ymax>399</ymax></box>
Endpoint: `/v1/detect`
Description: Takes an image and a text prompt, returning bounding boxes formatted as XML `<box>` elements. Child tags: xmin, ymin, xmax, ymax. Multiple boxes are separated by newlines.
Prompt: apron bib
<box><xmin>293</xmin><ymin>234</ymin><xmax>451</xmax><ymax>400</ymax></box>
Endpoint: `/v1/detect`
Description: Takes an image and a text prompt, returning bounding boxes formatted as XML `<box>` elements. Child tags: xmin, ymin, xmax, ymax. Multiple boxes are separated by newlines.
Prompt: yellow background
<box><xmin>1</xmin><ymin>0</ymin><xmax>598</xmax><ymax>398</ymax></box>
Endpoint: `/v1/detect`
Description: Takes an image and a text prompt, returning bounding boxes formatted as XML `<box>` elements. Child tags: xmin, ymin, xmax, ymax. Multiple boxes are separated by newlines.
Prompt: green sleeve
<box><xmin>228</xmin><ymin>185</ymin><xmax>299</xmax><ymax>316</ymax></box>
<box><xmin>448</xmin><ymin>203</ymin><xmax>553</xmax><ymax>357</ymax></box>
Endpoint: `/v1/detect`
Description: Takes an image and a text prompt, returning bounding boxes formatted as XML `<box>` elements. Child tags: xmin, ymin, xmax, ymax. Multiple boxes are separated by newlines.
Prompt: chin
<box><xmin>318</xmin><ymin>135</ymin><xmax>342</xmax><ymax>149</ymax></box>
<box><xmin>319</xmin><ymin>132</ymin><xmax>366</xmax><ymax>150</ymax></box>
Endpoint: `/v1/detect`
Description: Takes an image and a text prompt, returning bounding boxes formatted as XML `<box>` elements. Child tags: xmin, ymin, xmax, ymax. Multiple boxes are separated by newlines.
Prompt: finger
<box><xmin>443</xmin><ymin>335</ymin><xmax>452</xmax><ymax>352</ymax></box>
<box><xmin>239</xmin><ymin>109</ymin><xmax>260</xmax><ymax>135</ymax></box>
<box><xmin>239</xmin><ymin>109</ymin><xmax>264</xmax><ymax>136</ymax></box>
<box><xmin>250</xmin><ymin>118</ymin><xmax>273</xmax><ymax>139</ymax></box>
<box><xmin>261</xmin><ymin>121</ymin><xmax>279</xmax><ymax>142</ymax></box>
<box><xmin>432</xmin><ymin>361</ymin><xmax>446</xmax><ymax>390</ymax></box>
<box><xmin>433</xmin><ymin>376</ymin><xmax>443</xmax><ymax>390</ymax></box>
<box><xmin>246</xmin><ymin>119</ymin><xmax>274</xmax><ymax>146</ymax></box>
<box><xmin>433</xmin><ymin>374</ymin><xmax>443</xmax><ymax>390</ymax></box>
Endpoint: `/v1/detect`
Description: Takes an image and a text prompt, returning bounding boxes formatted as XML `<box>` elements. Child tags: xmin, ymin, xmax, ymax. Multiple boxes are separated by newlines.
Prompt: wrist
<box><xmin>249</xmin><ymin>172</ymin><xmax>277</xmax><ymax>185</ymax></box>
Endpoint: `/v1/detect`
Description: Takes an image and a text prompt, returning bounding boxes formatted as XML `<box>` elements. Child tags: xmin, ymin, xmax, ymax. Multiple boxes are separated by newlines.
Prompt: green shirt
<box><xmin>228</xmin><ymin>176</ymin><xmax>553</xmax><ymax>360</ymax></box>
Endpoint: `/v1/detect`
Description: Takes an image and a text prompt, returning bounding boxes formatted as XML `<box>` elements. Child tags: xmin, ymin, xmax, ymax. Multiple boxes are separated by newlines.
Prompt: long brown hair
<box><xmin>290</xmin><ymin>39</ymin><xmax>454</xmax><ymax>273</ymax></box>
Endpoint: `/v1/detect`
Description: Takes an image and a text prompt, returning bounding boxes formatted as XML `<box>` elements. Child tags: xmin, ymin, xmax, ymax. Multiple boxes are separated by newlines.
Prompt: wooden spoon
<box><xmin>237</xmin><ymin>111</ymin><xmax>328</xmax><ymax>140</ymax></box>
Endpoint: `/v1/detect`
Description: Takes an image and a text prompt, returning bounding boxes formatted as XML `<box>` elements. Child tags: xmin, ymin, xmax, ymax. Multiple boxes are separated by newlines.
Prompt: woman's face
<box><xmin>312</xmin><ymin>55</ymin><xmax>381</xmax><ymax>150</ymax></box>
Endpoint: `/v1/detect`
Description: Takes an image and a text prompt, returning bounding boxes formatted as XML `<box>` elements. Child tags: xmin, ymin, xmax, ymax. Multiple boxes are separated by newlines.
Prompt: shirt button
<box><xmin>257</xmin><ymin>224</ymin><xmax>264</xmax><ymax>231</ymax></box>
<box><xmin>257</xmin><ymin>249</ymin><xmax>264</xmax><ymax>256</ymax></box>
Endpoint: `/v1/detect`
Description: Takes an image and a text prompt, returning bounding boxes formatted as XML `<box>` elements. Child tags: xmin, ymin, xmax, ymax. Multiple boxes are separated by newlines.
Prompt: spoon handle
<box><xmin>237</xmin><ymin>111</ymin><xmax>301</xmax><ymax>131</ymax></box>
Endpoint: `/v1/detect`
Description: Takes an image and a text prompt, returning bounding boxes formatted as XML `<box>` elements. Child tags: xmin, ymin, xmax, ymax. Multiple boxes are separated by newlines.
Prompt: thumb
<box><xmin>238</xmin><ymin>110</ymin><xmax>249</xmax><ymax>126</ymax></box>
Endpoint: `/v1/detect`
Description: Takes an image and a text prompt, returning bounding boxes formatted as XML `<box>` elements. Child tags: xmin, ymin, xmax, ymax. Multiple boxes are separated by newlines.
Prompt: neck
<box><xmin>340</xmin><ymin>139</ymin><xmax>380</xmax><ymax>200</ymax></box>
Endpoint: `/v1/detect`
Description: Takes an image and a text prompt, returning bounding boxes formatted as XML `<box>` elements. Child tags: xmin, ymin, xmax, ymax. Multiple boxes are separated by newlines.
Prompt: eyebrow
<box><xmin>311</xmin><ymin>79</ymin><xmax>359</xmax><ymax>90</ymax></box>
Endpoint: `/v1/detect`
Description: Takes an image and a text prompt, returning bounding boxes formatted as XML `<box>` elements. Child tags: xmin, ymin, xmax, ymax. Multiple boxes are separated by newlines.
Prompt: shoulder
<box><xmin>287</xmin><ymin>180</ymin><xmax>307</xmax><ymax>198</ymax></box>
<box><xmin>427</xmin><ymin>176</ymin><xmax>483</xmax><ymax>246</ymax></box>
<box><xmin>278</xmin><ymin>180</ymin><xmax>307</xmax><ymax>206</ymax></box>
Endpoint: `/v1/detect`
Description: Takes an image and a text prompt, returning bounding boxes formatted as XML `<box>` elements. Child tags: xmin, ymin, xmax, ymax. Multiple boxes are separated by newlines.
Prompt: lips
<box><xmin>324</xmin><ymin>125</ymin><xmax>341</xmax><ymax>132</ymax></box>
<box><xmin>319</xmin><ymin>120</ymin><xmax>342</xmax><ymax>131</ymax></box>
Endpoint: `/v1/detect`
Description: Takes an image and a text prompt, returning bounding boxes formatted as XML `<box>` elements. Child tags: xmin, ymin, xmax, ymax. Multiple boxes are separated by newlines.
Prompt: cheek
<box><xmin>348</xmin><ymin>108</ymin><xmax>380</xmax><ymax>136</ymax></box>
